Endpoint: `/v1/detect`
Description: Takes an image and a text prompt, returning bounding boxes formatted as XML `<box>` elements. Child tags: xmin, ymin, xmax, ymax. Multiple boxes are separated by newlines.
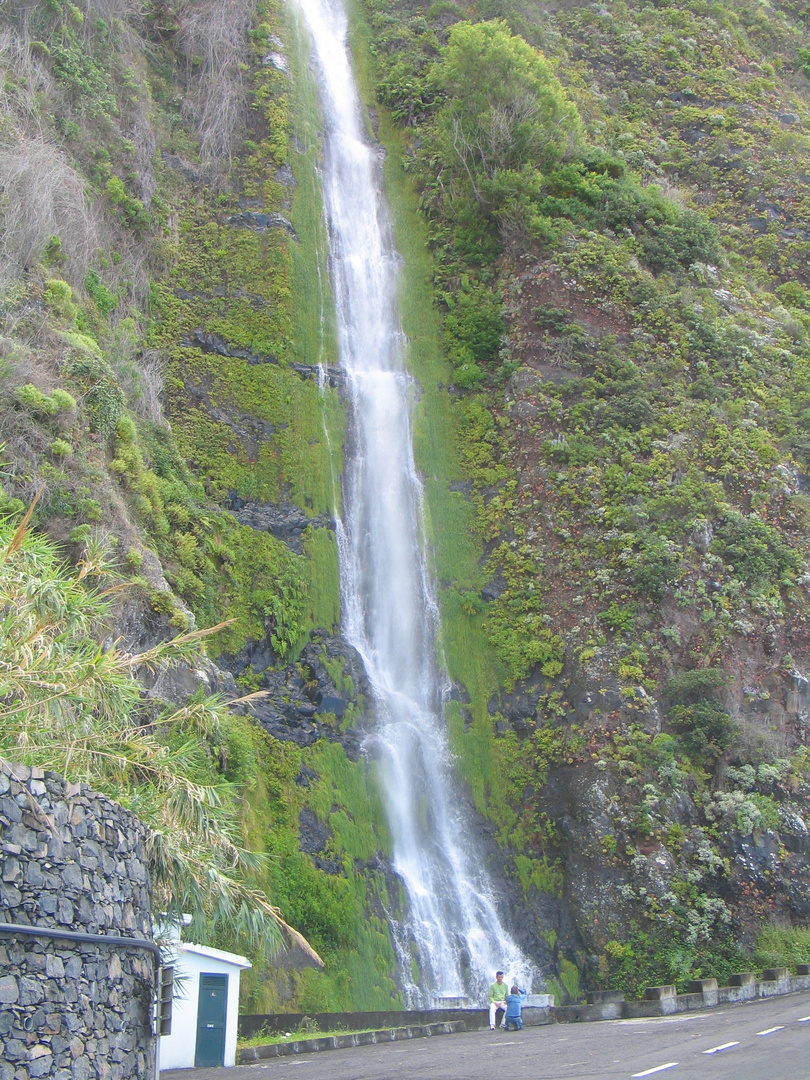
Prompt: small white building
<box><xmin>158</xmin><ymin>934</ymin><xmax>251</xmax><ymax>1071</ymax></box>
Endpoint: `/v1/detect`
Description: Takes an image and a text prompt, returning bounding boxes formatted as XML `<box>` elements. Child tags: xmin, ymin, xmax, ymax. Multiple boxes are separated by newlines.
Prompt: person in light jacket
<box><xmin>504</xmin><ymin>984</ymin><xmax>527</xmax><ymax>1030</ymax></box>
<box><xmin>489</xmin><ymin>971</ymin><xmax>507</xmax><ymax>1029</ymax></box>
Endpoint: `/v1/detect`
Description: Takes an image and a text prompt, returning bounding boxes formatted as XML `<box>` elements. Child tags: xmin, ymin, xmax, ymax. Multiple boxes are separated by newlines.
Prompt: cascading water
<box><xmin>297</xmin><ymin>0</ymin><xmax>535</xmax><ymax>1006</ymax></box>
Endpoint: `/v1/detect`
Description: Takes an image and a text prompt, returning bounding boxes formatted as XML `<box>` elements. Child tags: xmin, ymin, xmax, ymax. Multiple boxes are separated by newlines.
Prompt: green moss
<box><xmin>306</xmin><ymin>740</ymin><xmax>392</xmax><ymax>861</ymax></box>
<box><xmin>302</xmin><ymin>527</ymin><xmax>341</xmax><ymax>635</ymax></box>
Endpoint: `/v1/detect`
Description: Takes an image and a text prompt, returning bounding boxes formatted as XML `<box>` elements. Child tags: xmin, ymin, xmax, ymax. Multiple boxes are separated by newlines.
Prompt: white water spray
<box><xmin>297</xmin><ymin>0</ymin><xmax>534</xmax><ymax>1006</ymax></box>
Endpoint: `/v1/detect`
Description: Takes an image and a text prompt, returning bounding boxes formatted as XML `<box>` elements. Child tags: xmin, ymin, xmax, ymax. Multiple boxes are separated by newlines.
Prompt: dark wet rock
<box><xmin>482</xmin><ymin>573</ymin><xmax>506</xmax><ymax>602</ymax></box>
<box><xmin>295</xmin><ymin>764</ymin><xmax>318</xmax><ymax>787</ymax></box>
<box><xmin>184</xmin><ymin>380</ymin><xmax>279</xmax><ymax>449</ymax></box>
<box><xmin>732</xmin><ymin>830</ymin><xmax>782</xmax><ymax>882</ymax></box>
<box><xmin>508</xmin><ymin>367</ymin><xmax>543</xmax><ymax>395</ymax></box>
<box><xmin>141</xmin><ymin>656</ymin><xmax>237</xmax><ymax>707</ymax></box>
<box><xmin>227</xmin><ymin>210</ymin><xmax>298</xmax><ymax>239</ymax></box>
<box><xmin>690</xmin><ymin>519</ymin><xmax>713</xmax><ymax>555</ymax></box>
<box><xmin>298</xmin><ymin>807</ymin><xmax>342</xmax><ymax>874</ymax></box>
<box><xmin>445</xmin><ymin>683</ymin><xmax>470</xmax><ymax>705</ymax></box>
<box><xmin>160</xmin><ymin>151</ymin><xmax>209</xmax><ymax>185</ymax></box>
<box><xmin>225</xmin><ymin>494</ymin><xmax>334</xmax><ymax>553</ymax></box>
<box><xmin>512</xmin><ymin>399</ymin><xmax>539</xmax><ymax>420</ymax></box>
<box><xmin>182</xmin><ymin>329</ymin><xmax>279</xmax><ymax>365</ymax></box>
<box><xmin>275</xmin><ymin>163</ymin><xmax>297</xmax><ymax>188</ymax></box>
<box><xmin>490</xmin><ymin>685</ymin><xmax>542</xmax><ymax>724</ymax></box>
<box><xmin>220</xmin><ymin>630</ymin><xmax>370</xmax><ymax>759</ymax></box>
<box><xmin>181</xmin><ymin>329</ymin><xmax>344</xmax><ymax>385</ymax></box>
<box><xmin>174</xmin><ymin>286</ymin><xmax>267</xmax><ymax>309</ymax></box>
<box><xmin>263</xmin><ymin>52</ymin><xmax>290</xmax><ymax>74</ymax></box>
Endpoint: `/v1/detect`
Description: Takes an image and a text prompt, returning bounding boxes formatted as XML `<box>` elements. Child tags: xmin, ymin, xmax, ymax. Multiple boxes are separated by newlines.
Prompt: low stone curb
<box><xmin>238</xmin><ymin>1020</ymin><xmax>468</xmax><ymax>1062</ymax></box>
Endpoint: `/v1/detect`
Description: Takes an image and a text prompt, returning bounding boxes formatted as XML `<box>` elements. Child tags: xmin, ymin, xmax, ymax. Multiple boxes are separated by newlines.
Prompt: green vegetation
<box><xmin>0</xmin><ymin>511</ymin><xmax>287</xmax><ymax>954</ymax></box>
<box><xmin>359</xmin><ymin>0</ymin><xmax>810</xmax><ymax>995</ymax></box>
<box><xmin>754</xmin><ymin>925</ymin><xmax>810</xmax><ymax>973</ymax></box>
<box><xmin>3</xmin><ymin>0</ymin><xmax>810</xmax><ymax>1010</ymax></box>
<box><xmin>0</xmin><ymin>0</ymin><xmax>388</xmax><ymax>1014</ymax></box>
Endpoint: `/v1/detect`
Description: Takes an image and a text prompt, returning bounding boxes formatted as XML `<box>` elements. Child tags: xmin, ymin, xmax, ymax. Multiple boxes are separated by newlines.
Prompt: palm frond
<box><xmin>0</xmin><ymin>517</ymin><xmax>308</xmax><ymax>957</ymax></box>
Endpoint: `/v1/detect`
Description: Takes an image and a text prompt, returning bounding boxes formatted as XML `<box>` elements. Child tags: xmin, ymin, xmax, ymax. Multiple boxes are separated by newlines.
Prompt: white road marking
<box><xmin>632</xmin><ymin>1064</ymin><xmax>679</xmax><ymax>1077</ymax></box>
<box><xmin>756</xmin><ymin>1026</ymin><xmax>785</xmax><ymax>1036</ymax></box>
<box><xmin>797</xmin><ymin>1016</ymin><xmax>810</xmax><ymax>1023</ymax></box>
<box><xmin>702</xmin><ymin>1042</ymin><xmax>739</xmax><ymax>1054</ymax></box>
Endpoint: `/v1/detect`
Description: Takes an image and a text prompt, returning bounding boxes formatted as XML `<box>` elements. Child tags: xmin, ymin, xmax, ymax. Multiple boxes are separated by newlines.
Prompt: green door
<box><xmin>195</xmin><ymin>974</ymin><xmax>228</xmax><ymax>1067</ymax></box>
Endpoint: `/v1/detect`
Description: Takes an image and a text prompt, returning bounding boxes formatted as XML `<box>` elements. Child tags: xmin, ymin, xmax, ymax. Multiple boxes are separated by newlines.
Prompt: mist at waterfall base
<box><xmin>297</xmin><ymin>0</ymin><xmax>536</xmax><ymax>1007</ymax></box>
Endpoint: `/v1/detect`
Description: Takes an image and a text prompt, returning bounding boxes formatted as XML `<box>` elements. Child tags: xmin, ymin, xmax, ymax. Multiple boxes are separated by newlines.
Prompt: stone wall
<box><xmin>0</xmin><ymin>761</ymin><xmax>156</xmax><ymax>1080</ymax></box>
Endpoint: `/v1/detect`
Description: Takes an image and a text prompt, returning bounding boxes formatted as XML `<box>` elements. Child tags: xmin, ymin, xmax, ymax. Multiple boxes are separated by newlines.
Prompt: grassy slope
<box><xmin>0</xmin><ymin>0</ymin><xmax>401</xmax><ymax>1013</ymax></box>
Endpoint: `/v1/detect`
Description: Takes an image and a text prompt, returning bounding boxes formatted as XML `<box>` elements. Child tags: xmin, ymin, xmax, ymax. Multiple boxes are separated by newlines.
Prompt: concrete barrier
<box><xmin>759</xmin><ymin>968</ymin><xmax>792</xmax><ymax>997</ymax></box>
<box><xmin>687</xmin><ymin>978</ymin><xmax>719</xmax><ymax>1006</ymax></box>
<box><xmin>644</xmin><ymin>985</ymin><xmax>678</xmax><ymax>1015</ymax></box>
<box><xmin>520</xmin><ymin>1007</ymin><xmax>553</xmax><ymax>1027</ymax></box>
<box><xmin>728</xmin><ymin>972</ymin><xmax>756</xmax><ymax>987</ymax></box>
<box><xmin>587</xmin><ymin>990</ymin><xmax>626</xmax><ymax>1005</ymax></box>
<box><xmin>239</xmin><ymin>964</ymin><xmax>810</xmax><ymax>1062</ymax></box>
<box><xmin>762</xmin><ymin>968</ymin><xmax>790</xmax><ymax>981</ymax></box>
<box><xmin>240</xmin><ymin>1008</ymin><xmax>484</xmax><ymax>1038</ymax></box>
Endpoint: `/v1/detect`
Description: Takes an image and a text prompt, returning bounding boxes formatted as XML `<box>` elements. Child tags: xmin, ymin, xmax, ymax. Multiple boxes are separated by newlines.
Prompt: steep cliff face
<box><xmin>358</xmin><ymin>0</ymin><xmax>810</xmax><ymax>997</ymax></box>
<box><xmin>3</xmin><ymin>0</ymin><xmax>810</xmax><ymax>1009</ymax></box>
<box><xmin>0</xmin><ymin>0</ymin><xmax>403</xmax><ymax>1013</ymax></box>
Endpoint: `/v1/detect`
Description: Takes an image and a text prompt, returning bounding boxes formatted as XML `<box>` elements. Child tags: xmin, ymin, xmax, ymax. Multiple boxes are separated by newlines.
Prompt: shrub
<box><xmin>0</xmin><ymin>139</ymin><xmax>98</xmax><ymax>288</ymax></box>
<box><xmin>84</xmin><ymin>270</ymin><xmax>118</xmax><ymax>316</ymax></box>
<box><xmin>665</xmin><ymin>668</ymin><xmax>727</xmax><ymax>702</ymax></box>
<box><xmin>754</xmin><ymin>925</ymin><xmax>810</xmax><ymax>972</ymax></box>
<box><xmin>124</xmin><ymin>546</ymin><xmax>143</xmax><ymax>571</ymax></box>
<box><xmin>711</xmin><ymin>512</ymin><xmax>801</xmax><ymax>585</ymax></box>
<box><xmin>598</xmin><ymin>601</ymin><xmax>636</xmax><ymax>635</ymax></box>
<box><xmin>431</xmin><ymin>20</ymin><xmax>581</xmax><ymax>185</ymax></box>
<box><xmin>65</xmin><ymin>350</ymin><xmax>125</xmax><ymax>436</ymax></box>
<box><xmin>50</xmin><ymin>438</ymin><xmax>73</xmax><ymax>458</ymax></box>
<box><xmin>50</xmin><ymin>388</ymin><xmax>77</xmax><ymax>412</ymax></box>
<box><xmin>15</xmin><ymin>384</ymin><xmax>58</xmax><ymax>416</ymax></box>
<box><xmin>669</xmin><ymin>701</ymin><xmax>735</xmax><ymax>766</ymax></box>
<box><xmin>442</xmin><ymin>275</ymin><xmax>504</xmax><ymax>384</ymax></box>
<box><xmin>44</xmin><ymin>278</ymin><xmax>78</xmax><ymax>320</ymax></box>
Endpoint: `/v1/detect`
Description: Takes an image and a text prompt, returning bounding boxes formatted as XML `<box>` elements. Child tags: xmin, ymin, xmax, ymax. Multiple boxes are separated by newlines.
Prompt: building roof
<box><xmin>178</xmin><ymin>942</ymin><xmax>252</xmax><ymax>969</ymax></box>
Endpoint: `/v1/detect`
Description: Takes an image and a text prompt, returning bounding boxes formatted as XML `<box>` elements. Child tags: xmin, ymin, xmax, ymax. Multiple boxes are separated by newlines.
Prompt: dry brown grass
<box><xmin>176</xmin><ymin>0</ymin><xmax>258</xmax><ymax>162</ymax></box>
<box><xmin>0</xmin><ymin>137</ymin><xmax>100</xmax><ymax>291</ymax></box>
<box><xmin>132</xmin><ymin>347</ymin><xmax>166</xmax><ymax>426</ymax></box>
<box><xmin>0</xmin><ymin>27</ymin><xmax>57</xmax><ymax>128</ymax></box>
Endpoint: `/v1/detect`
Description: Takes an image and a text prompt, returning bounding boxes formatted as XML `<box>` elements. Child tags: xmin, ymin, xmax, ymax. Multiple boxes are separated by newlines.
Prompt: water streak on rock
<box><xmin>296</xmin><ymin>0</ymin><xmax>533</xmax><ymax>1005</ymax></box>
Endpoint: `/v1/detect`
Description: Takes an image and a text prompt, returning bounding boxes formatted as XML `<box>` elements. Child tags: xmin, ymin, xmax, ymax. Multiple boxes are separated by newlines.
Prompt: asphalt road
<box><xmin>169</xmin><ymin>991</ymin><xmax>810</xmax><ymax>1080</ymax></box>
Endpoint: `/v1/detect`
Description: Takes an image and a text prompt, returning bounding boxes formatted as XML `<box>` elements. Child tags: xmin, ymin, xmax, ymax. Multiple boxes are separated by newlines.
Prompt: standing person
<box><xmin>489</xmin><ymin>970</ymin><xmax>508</xmax><ymax>1029</ymax></box>
<box><xmin>504</xmin><ymin>984</ymin><xmax>527</xmax><ymax>1031</ymax></box>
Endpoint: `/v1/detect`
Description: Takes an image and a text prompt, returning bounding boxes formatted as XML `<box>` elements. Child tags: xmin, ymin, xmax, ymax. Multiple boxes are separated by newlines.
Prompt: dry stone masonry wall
<box><xmin>0</xmin><ymin>762</ymin><xmax>156</xmax><ymax>1080</ymax></box>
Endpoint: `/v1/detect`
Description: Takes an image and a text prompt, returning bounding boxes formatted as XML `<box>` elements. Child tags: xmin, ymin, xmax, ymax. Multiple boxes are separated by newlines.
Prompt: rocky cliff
<box><xmin>2</xmin><ymin>0</ymin><xmax>810</xmax><ymax>1009</ymax></box>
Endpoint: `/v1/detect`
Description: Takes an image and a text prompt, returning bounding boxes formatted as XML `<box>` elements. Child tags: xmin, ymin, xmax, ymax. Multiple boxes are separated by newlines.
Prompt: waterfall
<box><xmin>296</xmin><ymin>0</ymin><xmax>534</xmax><ymax>1006</ymax></box>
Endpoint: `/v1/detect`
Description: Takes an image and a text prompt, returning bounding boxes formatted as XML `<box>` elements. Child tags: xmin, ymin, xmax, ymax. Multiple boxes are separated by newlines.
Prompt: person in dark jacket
<box><xmin>504</xmin><ymin>984</ymin><xmax>527</xmax><ymax>1030</ymax></box>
